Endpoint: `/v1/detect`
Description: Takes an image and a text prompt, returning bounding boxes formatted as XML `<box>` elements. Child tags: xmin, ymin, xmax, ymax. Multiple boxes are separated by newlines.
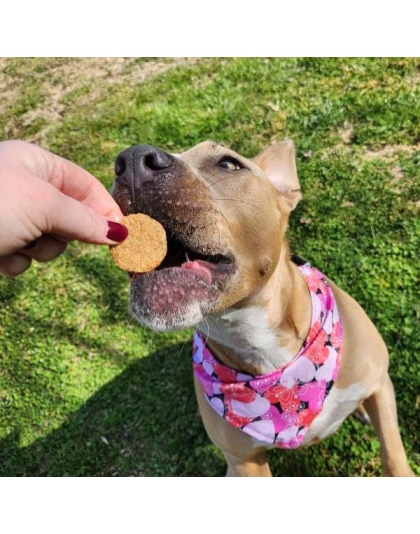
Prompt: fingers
<box><xmin>47</xmin><ymin>152</ymin><xmax>123</xmax><ymax>221</ymax></box>
<box><xmin>0</xmin><ymin>141</ymin><xmax>128</xmax><ymax>275</ymax></box>
<box><xmin>0</xmin><ymin>236</ymin><xmax>68</xmax><ymax>277</ymax></box>
<box><xmin>43</xmin><ymin>186</ymin><xmax>128</xmax><ymax>245</ymax></box>
<box><xmin>20</xmin><ymin>235</ymin><xmax>68</xmax><ymax>262</ymax></box>
<box><xmin>1</xmin><ymin>140</ymin><xmax>123</xmax><ymax>221</ymax></box>
<box><xmin>0</xmin><ymin>253</ymin><xmax>32</xmax><ymax>277</ymax></box>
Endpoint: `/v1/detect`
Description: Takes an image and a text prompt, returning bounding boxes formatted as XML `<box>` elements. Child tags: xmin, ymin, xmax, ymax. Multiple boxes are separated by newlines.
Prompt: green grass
<box><xmin>0</xmin><ymin>57</ymin><xmax>419</xmax><ymax>476</ymax></box>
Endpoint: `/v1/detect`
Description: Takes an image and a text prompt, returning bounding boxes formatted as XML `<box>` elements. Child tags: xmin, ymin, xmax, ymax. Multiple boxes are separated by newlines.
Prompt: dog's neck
<box><xmin>197</xmin><ymin>246</ymin><xmax>311</xmax><ymax>376</ymax></box>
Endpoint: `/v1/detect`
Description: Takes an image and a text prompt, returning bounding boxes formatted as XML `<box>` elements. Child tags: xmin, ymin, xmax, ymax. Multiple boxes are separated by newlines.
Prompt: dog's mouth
<box><xmin>131</xmin><ymin>230</ymin><xmax>232</xmax><ymax>286</ymax></box>
<box><xmin>111</xmin><ymin>142</ymin><xmax>238</xmax><ymax>331</ymax></box>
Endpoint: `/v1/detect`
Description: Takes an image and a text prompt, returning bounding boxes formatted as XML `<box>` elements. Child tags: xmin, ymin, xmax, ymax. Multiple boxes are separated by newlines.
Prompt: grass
<box><xmin>0</xmin><ymin>57</ymin><xmax>419</xmax><ymax>476</ymax></box>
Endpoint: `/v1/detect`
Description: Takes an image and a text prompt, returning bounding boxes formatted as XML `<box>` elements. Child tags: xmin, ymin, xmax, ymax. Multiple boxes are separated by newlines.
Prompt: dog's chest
<box><xmin>200</xmin><ymin>306</ymin><xmax>292</xmax><ymax>373</ymax></box>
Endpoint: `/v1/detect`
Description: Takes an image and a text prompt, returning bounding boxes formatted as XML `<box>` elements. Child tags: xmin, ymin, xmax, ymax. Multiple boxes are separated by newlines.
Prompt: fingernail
<box><xmin>107</xmin><ymin>221</ymin><xmax>128</xmax><ymax>242</ymax></box>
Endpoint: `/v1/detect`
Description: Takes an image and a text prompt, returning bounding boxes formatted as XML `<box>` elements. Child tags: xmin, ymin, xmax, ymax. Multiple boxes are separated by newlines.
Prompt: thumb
<box><xmin>45</xmin><ymin>187</ymin><xmax>128</xmax><ymax>245</ymax></box>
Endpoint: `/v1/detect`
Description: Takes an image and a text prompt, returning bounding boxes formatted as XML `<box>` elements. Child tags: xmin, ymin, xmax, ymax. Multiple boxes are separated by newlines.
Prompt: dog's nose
<box><xmin>114</xmin><ymin>144</ymin><xmax>174</xmax><ymax>186</ymax></box>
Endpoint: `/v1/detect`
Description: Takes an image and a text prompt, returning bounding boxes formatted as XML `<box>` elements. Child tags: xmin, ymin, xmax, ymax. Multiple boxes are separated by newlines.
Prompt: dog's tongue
<box><xmin>181</xmin><ymin>260</ymin><xmax>213</xmax><ymax>285</ymax></box>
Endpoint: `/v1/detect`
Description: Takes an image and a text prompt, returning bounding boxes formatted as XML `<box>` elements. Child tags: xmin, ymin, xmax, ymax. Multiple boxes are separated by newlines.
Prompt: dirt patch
<box><xmin>364</xmin><ymin>145</ymin><xmax>419</xmax><ymax>184</ymax></box>
<box><xmin>363</xmin><ymin>144</ymin><xmax>419</xmax><ymax>161</ymax></box>
<box><xmin>323</xmin><ymin>142</ymin><xmax>419</xmax><ymax>166</ymax></box>
<box><xmin>338</xmin><ymin>121</ymin><xmax>354</xmax><ymax>145</ymax></box>
<box><xmin>0</xmin><ymin>57</ymin><xmax>203</xmax><ymax>144</ymax></box>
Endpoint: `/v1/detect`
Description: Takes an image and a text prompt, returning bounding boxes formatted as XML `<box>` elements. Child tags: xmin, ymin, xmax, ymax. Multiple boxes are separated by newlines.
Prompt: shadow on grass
<box><xmin>0</xmin><ymin>342</ymin><xmax>220</xmax><ymax>476</ymax></box>
<box><xmin>0</xmin><ymin>340</ymin><xmax>325</xmax><ymax>477</ymax></box>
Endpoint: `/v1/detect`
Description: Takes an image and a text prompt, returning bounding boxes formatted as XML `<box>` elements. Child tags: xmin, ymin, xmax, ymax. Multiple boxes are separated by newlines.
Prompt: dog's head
<box><xmin>111</xmin><ymin>141</ymin><xmax>301</xmax><ymax>331</ymax></box>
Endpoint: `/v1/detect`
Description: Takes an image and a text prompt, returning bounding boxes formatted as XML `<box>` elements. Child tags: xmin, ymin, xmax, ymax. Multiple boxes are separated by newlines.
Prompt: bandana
<box><xmin>193</xmin><ymin>262</ymin><xmax>343</xmax><ymax>449</ymax></box>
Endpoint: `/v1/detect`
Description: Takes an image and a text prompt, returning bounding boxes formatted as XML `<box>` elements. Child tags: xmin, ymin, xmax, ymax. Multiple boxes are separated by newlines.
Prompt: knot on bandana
<box><xmin>193</xmin><ymin>263</ymin><xmax>343</xmax><ymax>449</ymax></box>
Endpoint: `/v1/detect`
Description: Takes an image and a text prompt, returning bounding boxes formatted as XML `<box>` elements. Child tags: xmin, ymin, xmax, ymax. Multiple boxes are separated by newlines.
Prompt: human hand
<box><xmin>0</xmin><ymin>140</ymin><xmax>128</xmax><ymax>276</ymax></box>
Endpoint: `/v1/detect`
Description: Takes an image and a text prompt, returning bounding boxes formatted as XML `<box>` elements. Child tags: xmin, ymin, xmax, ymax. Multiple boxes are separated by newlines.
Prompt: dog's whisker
<box><xmin>207</xmin><ymin>172</ymin><xmax>239</xmax><ymax>188</ymax></box>
<box><xmin>174</xmin><ymin>175</ymin><xmax>260</xmax><ymax>210</ymax></box>
<box><xmin>200</xmin><ymin>317</ymin><xmax>211</xmax><ymax>345</ymax></box>
<box><xmin>175</xmin><ymin>338</ymin><xmax>190</xmax><ymax>366</ymax></box>
<box><xmin>212</xmin><ymin>198</ymin><xmax>259</xmax><ymax>208</ymax></box>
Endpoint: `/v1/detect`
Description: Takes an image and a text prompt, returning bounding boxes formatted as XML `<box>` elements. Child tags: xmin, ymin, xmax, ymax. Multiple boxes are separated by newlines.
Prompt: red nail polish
<box><xmin>107</xmin><ymin>221</ymin><xmax>128</xmax><ymax>242</ymax></box>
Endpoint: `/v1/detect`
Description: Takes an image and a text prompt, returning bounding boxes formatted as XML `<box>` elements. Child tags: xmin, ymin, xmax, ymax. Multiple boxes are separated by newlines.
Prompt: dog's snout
<box><xmin>114</xmin><ymin>144</ymin><xmax>174</xmax><ymax>183</ymax></box>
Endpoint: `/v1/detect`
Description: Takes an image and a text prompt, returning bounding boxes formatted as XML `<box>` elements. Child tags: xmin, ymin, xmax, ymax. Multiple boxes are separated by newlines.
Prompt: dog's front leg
<box><xmin>364</xmin><ymin>373</ymin><xmax>414</xmax><ymax>476</ymax></box>
<box><xmin>224</xmin><ymin>451</ymin><xmax>272</xmax><ymax>477</ymax></box>
<box><xmin>194</xmin><ymin>376</ymin><xmax>272</xmax><ymax>476</ymax></box>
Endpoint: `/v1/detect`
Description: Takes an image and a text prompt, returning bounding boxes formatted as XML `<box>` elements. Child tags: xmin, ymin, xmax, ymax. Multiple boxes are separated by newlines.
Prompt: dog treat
<box><xmin>109</xmin><ymin>214</ymin><xmax>167</xmax><ymax>273</ymax></box>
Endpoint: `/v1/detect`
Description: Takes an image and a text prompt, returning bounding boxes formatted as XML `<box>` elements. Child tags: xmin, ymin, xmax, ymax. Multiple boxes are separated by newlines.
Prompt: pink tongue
<box><xmin>181</xmin><ymin>260</ymin><xmax>213</xmax><ymax>284</ymax></box>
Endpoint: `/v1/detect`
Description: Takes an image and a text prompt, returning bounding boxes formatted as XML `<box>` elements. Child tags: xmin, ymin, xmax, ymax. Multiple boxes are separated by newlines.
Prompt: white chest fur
<box><xmin>198</xmin><ymin>306</ymin><xmax>292</xmax><ymax>374</ymax></box>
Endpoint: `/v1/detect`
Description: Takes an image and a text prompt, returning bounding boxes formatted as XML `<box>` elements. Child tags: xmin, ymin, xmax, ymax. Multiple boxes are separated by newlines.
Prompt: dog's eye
<box><xmin>218</xmin><ymin>157</ymin><xmax>243</xmax><ymax>171</ymax></box>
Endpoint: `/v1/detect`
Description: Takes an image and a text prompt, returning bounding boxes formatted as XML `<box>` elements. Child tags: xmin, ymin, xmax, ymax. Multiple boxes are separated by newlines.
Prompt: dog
<box><xmin>111</xmin><ymin>140</ymin><xmax>414</xmax><ymax>476</ymax></box>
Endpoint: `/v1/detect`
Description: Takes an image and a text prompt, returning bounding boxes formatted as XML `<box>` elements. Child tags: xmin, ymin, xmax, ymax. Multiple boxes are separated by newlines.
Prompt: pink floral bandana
<box><xmin>193</xmin><ymin>262</ymin><xmax>343</xmax><ymax>449</ymax></box>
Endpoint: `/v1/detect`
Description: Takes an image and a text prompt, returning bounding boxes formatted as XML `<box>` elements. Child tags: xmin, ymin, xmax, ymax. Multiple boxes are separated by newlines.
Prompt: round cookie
<box><xmin>109</xmin><ymin>214</ymin><xmax>167</xmax><ymax>273</ymax></box>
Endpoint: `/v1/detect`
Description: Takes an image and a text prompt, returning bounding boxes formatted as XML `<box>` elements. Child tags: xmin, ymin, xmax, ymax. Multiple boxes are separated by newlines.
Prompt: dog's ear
<box><xmin>253</xmin><ymin>140</ymin><xmax>302</xmax><ymax>211</ymax></box>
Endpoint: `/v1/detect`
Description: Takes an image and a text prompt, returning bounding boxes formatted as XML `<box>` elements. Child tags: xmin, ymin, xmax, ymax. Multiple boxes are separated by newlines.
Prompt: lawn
<box><xmin>0</xmin><ymin>57</ymin><xmax>418</xmax><ymax>476</ymax></box>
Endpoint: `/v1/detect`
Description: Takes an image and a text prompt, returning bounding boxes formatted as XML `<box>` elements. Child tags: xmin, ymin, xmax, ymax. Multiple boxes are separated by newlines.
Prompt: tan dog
<box><xmin>112</xmin><ymin>140</ymin><xmax>414</xmax><ymax>476</ymax></box>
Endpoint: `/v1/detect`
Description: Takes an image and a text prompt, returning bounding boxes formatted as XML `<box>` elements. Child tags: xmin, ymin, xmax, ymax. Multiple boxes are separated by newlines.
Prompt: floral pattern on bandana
<box><xmin>193</xmin><ymin>263</ymin><xmax>343</xmax><ymax>449</ymax></box>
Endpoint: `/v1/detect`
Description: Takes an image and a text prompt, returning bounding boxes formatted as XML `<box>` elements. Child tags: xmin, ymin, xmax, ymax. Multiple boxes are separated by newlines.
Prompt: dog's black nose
<box><xmin>114</xmin><ymin>144</ymin><xmax>174</xmax><ymax>185</ymax></box>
